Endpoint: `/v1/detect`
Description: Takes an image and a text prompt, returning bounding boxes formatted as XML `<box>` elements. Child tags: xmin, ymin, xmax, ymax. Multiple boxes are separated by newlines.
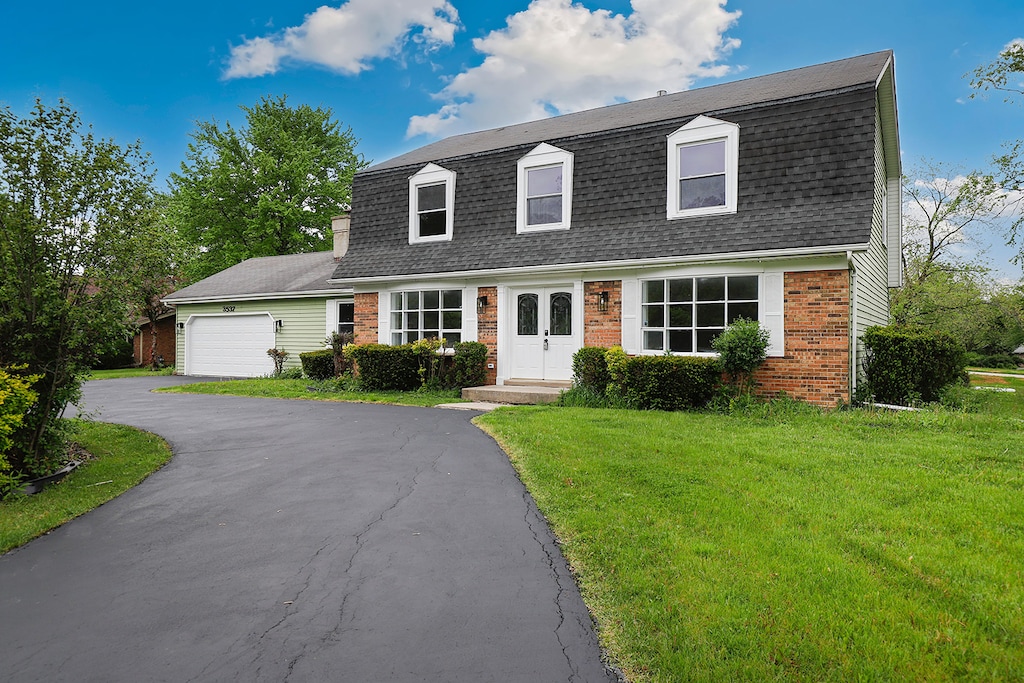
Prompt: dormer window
<box><xmin>517</xmin><ymin>143</ymin><xmax>573</xmax><ymax>233</ymax></box>
<box><xmin>667</xmin><ymin>116</ymin><xmax>739</xmax><ymax>220</ymax></box>
<box><xmin>409</xmin><ymin>163</ymin><xmax>455</xmax><ymax>244</ymax></box>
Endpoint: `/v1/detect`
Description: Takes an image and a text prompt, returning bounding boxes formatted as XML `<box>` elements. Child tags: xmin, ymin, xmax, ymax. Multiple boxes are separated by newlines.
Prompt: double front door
<box><xmin>509</xmin><ymin>287</ymin><xmax>577</xmax><ymax>381</ymax></box>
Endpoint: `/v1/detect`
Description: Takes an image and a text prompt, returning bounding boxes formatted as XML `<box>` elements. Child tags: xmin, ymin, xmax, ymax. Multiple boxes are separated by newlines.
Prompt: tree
<box><xmin>969</xmin><ymin>41</ymin><xmax>1024</xmax><ymax>259</ymax></box>
<box><xmin>169</xmin><ymin>95</ymin><xmax>368</xmax><ymax>281</ymax></box>
<box><xmin>0</xmin><ymin>100</ymin><xmax>156</xmax><ymax>476</ymax></box>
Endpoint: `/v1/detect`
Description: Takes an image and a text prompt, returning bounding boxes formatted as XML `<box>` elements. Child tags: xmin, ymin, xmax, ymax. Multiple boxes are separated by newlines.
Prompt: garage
<box><xmin>185</xmin><ymin>314</ymin><xmax>276</xmax><ymax>377</ymax></box>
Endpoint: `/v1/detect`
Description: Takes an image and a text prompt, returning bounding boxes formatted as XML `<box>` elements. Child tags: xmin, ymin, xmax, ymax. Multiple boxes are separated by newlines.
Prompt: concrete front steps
<box><xmin>461</xmin><ymin>379</ymin><xmax>572</xmax><ymax>405</ymax></box>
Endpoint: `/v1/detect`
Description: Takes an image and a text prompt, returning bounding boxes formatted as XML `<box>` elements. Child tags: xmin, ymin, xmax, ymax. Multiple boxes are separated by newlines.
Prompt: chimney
<box><xmin>331</xmin><ymin>213</ymin><xmax>350</xmax><ymax>261</ymax></box>
<box><xmin>657</xmin><ymin>90</ymin><xmax>667</xmax><ymax>96</ymax></box>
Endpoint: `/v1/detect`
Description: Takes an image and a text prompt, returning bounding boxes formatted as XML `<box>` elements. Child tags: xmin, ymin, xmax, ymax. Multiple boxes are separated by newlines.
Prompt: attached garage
<box><xmin>185</xmin><ymin>314</ymin><xmax>276</xmax><ymax>377</ymax></box>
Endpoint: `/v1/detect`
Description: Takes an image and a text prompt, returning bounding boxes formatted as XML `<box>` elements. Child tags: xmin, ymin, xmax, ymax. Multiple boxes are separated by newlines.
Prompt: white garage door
<box><xmin>186</xmin><ymin>314</ymin><xmax>276</xmax><ymax>377</ymax></box>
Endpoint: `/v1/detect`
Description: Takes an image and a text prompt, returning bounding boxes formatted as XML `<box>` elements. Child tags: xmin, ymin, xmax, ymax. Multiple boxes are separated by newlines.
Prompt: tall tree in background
<box><xmin>0</xmin><ymin>100</ymin><xmax>156</xmax><ymax>475</ymax></box>
<box><xmin>170</xmin><ymin>95</ymin><xmax>367</xmax><ymax>281</ymax></box>
<box><xmin>970</xmin><ymin>40</ymin><xmax>1024</xmax><ymax>260</ymax></box>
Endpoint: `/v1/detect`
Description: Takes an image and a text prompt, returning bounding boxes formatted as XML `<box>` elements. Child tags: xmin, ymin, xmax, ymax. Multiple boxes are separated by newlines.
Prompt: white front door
<box><xmin>510</xmin><ymin>287</ymin><xmax>578</xmax><ymax>381</ymax></box>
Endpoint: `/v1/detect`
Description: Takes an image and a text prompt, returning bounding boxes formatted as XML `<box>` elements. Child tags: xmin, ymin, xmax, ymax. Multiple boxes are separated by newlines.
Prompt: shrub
<box><xmin>862</xmin><ymin>325</ymin><xmax>967</xmax><ymax>405</ymax></box>
<box><xmin>278</xmin><ymin>367</ymin><xmax>303</xmax><ymax>380</ymax></box>
<box><xmin>619</xmin><ymin>355</ymin><xmax>722</xmax><ymax>411</ymax></box>
<box><xmin>0</xmin><ymin>366</ymin><xmax>39</xmax><ymax>496</ymax></box>
<box><xmin>346</xmin><ymin>344</ymin><xmax>421</xmax><ymax>391</ymax></box>
<box><xmin>451</xmin><ymin>341</ymin><xmax>488</xmax><ymax>388</ymax></box>
<box><xmin>572</xmin><ymin>347</ymin><xmax>610</xmax><ymax>394</ymax></box>
<box><xmin>326</xmin><ymin>331</ymin><xmax>354</xmax><ymax>376</ymax></box>
<box><xmin>266</xmin><ymin>348</ymin><xmax>289</xmax><ymax>377</ymax></box>
<box><xmin>965</xmin><ymin>352</ymin><xmax>1018</xmax><ymax>370</ymax></box>
<box><xmin>605</xmin><ymin>345</ymin><xmax>630</xmax><ymax>398</ymax></box>
<box><xmin>712</xmin><ymin>318</ymin><xmax>770</xmax><ymax>394</ymax></box>
<box><xmin>299</xmin><ymin>349</ymin><xmax>336</xmax><ymax>381</ymax></box>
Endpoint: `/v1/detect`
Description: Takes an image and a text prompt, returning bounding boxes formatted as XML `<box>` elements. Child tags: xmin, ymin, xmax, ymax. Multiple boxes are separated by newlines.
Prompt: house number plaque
<box><xmin>222</xmin><ymin>306</ymin><xmax>235</xmax><ymax>312</ymax></box>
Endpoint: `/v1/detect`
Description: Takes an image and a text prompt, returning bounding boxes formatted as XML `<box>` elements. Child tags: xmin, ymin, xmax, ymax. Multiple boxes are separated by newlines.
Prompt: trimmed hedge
<box><xmin>299</xmin><ymin>349</ymin><xmax>336</xmax><ymax>381</ymax></box>
<box><xmin>572</xmin><ymin>347</ymin><xmax>611</xmax><ymax>394</ymax></box>
<box><xmin>451</xmin><ymin>341</ymin><xmax>488</xmax><ymax>388</ymax></box>
<box><xmin>346</xmin><ymin>344</ymin><xmax>421</xmax><ymax>391</ymax></box>
<box><xmin>862</xmin><ymin>325</ymin><xmax>967</xmax><ymax>404</ymax></box>
<box><xmin>617</xmin><ymin>355</ymin><xmax>722</xmax><ymax>411</ymax></box>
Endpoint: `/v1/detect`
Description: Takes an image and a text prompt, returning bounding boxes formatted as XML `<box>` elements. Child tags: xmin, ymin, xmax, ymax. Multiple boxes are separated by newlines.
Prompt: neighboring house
<box><xmin>133</xmin><ymin>310</ymin><xmax>176</xmax><ymax>367</ymax></box>
<box><xmin>328</xmin><ymin>51</ymin><xmax>901</xmax><ymax>406</ymax></box>
<box><xmin>163</xmin><ymin>241</ymin><xmax>353</xmax><ymax>377</ymax></box>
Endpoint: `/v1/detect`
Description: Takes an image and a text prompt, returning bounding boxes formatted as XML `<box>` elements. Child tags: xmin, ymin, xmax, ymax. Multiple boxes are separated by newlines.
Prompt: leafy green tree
<box><xmin>711</xmin><ymin>317</ymin><xmax>770</xmax><ymax>395</ymax></box>
<box><xmin>0</xmin><ymin>100</ymin><xmax>156</xmax><ymax>476</ymax></box>
<box><xmin>170</xmin><ymin>95</ymin><xmax>368</xmax><ymax>281</ymax></box>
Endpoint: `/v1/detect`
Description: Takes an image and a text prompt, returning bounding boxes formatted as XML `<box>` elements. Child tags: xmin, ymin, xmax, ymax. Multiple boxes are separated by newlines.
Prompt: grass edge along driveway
<box><xmin>476</xmin><ymin>403</ymin><xmax>1024</xmax><ymax>682</ymax></box>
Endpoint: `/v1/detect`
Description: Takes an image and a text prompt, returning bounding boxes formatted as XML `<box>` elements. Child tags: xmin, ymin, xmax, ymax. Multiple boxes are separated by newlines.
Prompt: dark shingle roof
<box><xmin>165</xmin><ymin>251</ymin><xmax>345</xmax><ymax>303</ymax></box>
<box><xmin>333</xmin><ymin>51</ymin><xmax>894</xmax><ymax>282</ymax></box>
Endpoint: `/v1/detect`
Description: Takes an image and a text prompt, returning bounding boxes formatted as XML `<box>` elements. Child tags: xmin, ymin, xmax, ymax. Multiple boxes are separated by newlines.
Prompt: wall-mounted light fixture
<box><xmin>477</xmin><ymin>295</ymin><xmax>488</xmax><ymax>313</ymax></box>
<box><xmin>598</xmin><ymin>290</ymin><xmax>609</xmax><ymax>312</ymax></box>
<box><xmin>275</xmin><ymin>319</ymin><xmax>284</xmax><ymax>331</ymax></box>
<box><xmin>176</xmin><ymin>322</ymin><xmax>185</xmax><ymax>333</ymax></box>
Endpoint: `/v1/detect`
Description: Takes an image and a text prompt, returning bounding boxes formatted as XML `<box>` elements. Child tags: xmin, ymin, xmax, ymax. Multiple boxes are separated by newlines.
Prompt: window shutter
<box><xmin>621</xmin><ymin>278</ymin><xmax>639</xmax><ymax>354</ymax></box>
<box><xmin>762</xmin><ymin>273</ymin><xmax>784</xmax><ymax>356</ymax></box>
<box><xmin>377</xmin><ymin>292</ymin><xmax>389</xmax><ymax>343</ymax></box>
<box><xmin>325</xmin><ymin>299</ymin><xmax>338</xmax><ymax>337</ymax></box>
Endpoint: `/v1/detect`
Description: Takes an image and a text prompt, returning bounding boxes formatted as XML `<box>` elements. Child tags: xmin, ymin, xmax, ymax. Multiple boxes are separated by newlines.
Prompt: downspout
<box><xmin>847</xmin><ymin>250</ymin><xmax>858</xmax><ymax>401</ymax></box>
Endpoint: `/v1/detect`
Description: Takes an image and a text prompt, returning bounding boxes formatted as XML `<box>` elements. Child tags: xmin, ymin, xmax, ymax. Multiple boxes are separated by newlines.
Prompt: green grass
<box><xmin>966</xmin><ymin>373</ymin><xmax>1024</xmax><ymax>415</ymax></box>
<box><xmin>88</xmin><ymin>366</ymin><xmax>174</xmax><ymax>379</ymax></box>
<box><xmin>157</xmin><ymin>377</ymin><xmax>466</xmax><ymax>407</ymax></box>
<box><xmin>476</xmin><ymin>402</ymin><xmax>1024</xmax><ymax>681</ymax></box>
<box><xmin>969</xmin><ymin>366</ymin><xmax>1024</xmax><ymax>376</ymax></box>
<box><xmin>0</xmin><ymin>421</ymin><xmax>172</xmax><ymax>553</ymax></box>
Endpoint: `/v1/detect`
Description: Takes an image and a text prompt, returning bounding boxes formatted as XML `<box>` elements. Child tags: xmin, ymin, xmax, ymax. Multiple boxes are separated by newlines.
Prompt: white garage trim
<box><xmin>184</xmin><ymin>313</ymin><xmax>276</xmax><ymax>377</ymax></box>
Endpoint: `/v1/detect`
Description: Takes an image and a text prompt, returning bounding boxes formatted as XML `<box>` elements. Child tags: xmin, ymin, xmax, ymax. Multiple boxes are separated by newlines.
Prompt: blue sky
<box><xmin>2</xmin><ymin>0</ymin><xmax>1022</xmax><ymax>276</ymax></box>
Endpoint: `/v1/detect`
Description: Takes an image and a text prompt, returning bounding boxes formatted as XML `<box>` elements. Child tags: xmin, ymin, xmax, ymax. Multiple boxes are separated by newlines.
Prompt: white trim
<box><xmin>667</xmin><ymin>115</ymin><xmax>739</xmax><ymax>220</ymax></box>
<box><xmin>516</xmin><ymin>143</ymin><xmax>574</xmax><ymax>233</ymax></box>
<box><xmin>163</xmin><ymin>289</ymin><xmax>350</xmax><ymax>305</ymax></box>
<box><xmin>409</xmin><ymin>163</ymin><xmax>456</xmax><ymax>244</ymax></box>
<box><xmin>329</xmin><ymin>243</ymin><xmax>868</xmax><ymax>286</ymax></box>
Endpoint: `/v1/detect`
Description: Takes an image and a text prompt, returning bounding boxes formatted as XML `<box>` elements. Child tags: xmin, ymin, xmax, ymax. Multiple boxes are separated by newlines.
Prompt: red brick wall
<box><xmin>476</xmin><ymin>286</ymin><xmax>498</xmax><ymax>385</ymax></box>
<box><xmin>354</xmin><ymin>292</ymin><xmax>379</xmax><ymax>345</ymax></box>
<box><xmin>133</xmin><ymin>317</ymin><xmax>177</xmax><ymax>366</ymax></box>
<box><xmin>583</xmin><ymin>281</ymin><xmax>622</xmax><ymax>348</ymax></box>
<box><xmin>753</xmin><ymin>270</ymin><xmax>850</xmax><ymax>406</ymax></box>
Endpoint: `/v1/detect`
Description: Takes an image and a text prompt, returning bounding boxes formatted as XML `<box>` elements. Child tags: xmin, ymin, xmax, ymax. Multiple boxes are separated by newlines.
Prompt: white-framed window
<box><xmin>409</xmin><ymin>163</ymin><xmax>456</xmax><ymax>244</ymax></box>
<box><xmin>641</xmin><ymin>275</ymin><xmax>758</xmax><ymax>353</ymax></box>
<box><xmin>337</xmin><ymin>301</ymin><xmax>354</xmax><ymax>338</ymax></box>
<box><xmin>390</xmin><ymin>289</ymin><xmax>463</xmax><ymax>344</ymax></box>
<box><xmin>666</xmin><ymin>115</ymin><xmax>739</xmax><ymax>220</ymax></box>
<box><xmin>516</xmin><ymin>143</ymin><xmax>574</xmax><ymax>233</ymax></box>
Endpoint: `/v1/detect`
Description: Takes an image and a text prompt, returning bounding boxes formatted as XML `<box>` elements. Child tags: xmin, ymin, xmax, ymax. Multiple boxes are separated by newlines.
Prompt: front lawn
<box><xmin>157</xmin><ymin>377</ymin><xmax>466</xmax><ymax>407</ymax></box>
<box><xmin>476</xmin><ymin>403</ymin><xmax>1024</xmax><ymax>681</ymax></box>
<box><xmin>88</xmin><ymin>366</ymin><xmax>174</xmax><ymax>380</ymax></box>
<box><xmin>1</xmin><ymin>421</ymin><xmax>172</xmax><ymax>553</ymax></box>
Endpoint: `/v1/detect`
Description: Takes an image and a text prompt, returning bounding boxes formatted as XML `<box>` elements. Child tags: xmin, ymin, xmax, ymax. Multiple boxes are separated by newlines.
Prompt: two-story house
<box><xmin>329</xmin><ymin>51</ymin><xmax>901</xmax><ymax>406</ymax></box>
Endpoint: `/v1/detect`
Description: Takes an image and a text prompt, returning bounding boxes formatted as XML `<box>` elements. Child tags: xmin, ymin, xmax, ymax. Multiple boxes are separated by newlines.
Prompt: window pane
<box><xmin>644</xmin><ymin>330</ymin><xmax>664</xmax><ymax>351</ymax></box>
<box><xmin>391</xmin><ymin>312</ymin><xmax>403</xmax><ymax>330</ymax></box>
<box><xmin>696</xmin><ymin>329</ymin><xmax>720</xmax><ymax>353</ymax></box>
<box><xmin>419</xmin><ymin>210</ymin><xmax>447</xmax><ymax>237</ymax></box>
<box><xmin>643</xmin><ymin>280</ymin><xmax>665</xmax><ymax>303</ymax></box>
<box><xmin>669</xmin><ymin>329</ymin><xmax>693</xmax><ymax>353</ymax></box>
<box><xmin>643</xmin><ymin>304</ymin><xmax>664</xmax><ymax>328</ymax></box>
<box><xmin>338</xmin><ymin>323</ymin><xmax>355</xmax><ymax>336</ymax></box>
<box><xmin>696</xmin><ymin>302</ymin><xmax>725</xmax><ymax>327</ymax></box>
<box><xmin>338</xmin><ymin>303</ymin><xmax>354</xmax><ymax>324</ymax></box>
<box><xmin>405</xmin><ymin>312</ymin><xmax>419</xmax><ymax>330</ymax></box>
<box><xmin>668</xmin><ymin>304</ymin><xmax>692</xmax><ymax>327</ymax></box>
<box><xmin>729</xmin><ymin>302</ymin><xmax>759</xmax><ymax>323</ymax></box>
<box><xmin>407</xmin><ymin>291</ymin><xmax>419</xmax><ymax>309</ymax></box>
<box><xmin>407</xmin><ymin>330</ymin><xmax>420</xmax><ymax>342</ymax></box>
<box><xmin>422</xmin><ymin>290</ymin><xmax>440</xmax><ymax>309</ymax></box>
<box><xmin>679</xmin><ymin>140</ymin><xmax>725</xmax><ymax>177</ymax></box>
<box><xmin>423</xmin><ymin>330</ymin><xmax>440</xmax><ymax>340</ymax></box>
<box><xmin>550</xmin><ymin>292</ymin><xmax>572</xmax><ymax>336</ymax></box>
<box><xmin>527</xmin><ymin>165</ymin><xmax>562</xmax><ymax>196</ymax></box>
<box><xmin>518</xmin><ymin>294</ymin><xmax>538</xmax><ymax>335</ymax></box>
<box><xmin>447</xmin><ymin>332</ymin><xmax>461</xmax><ymax>343</ymax></box>
<box><xmin>442</xmin><ymin>289</ymin><xmax>462</xmax><ymax>309</ymax></box>
<box><xmin>392</xmin><ymin>332</ymin><xmax>403</xmax><ymax>345</ymax></box>
<box><xmin>392</xmin><ymin>292</ymin><xmax>404</xmax><ymax>310</ymax></box>
<box><xmin>679</xmin><ymin>175</ymin><xmax>726</xmax><ymax>210</ymax></box>
<box><xmin>668</xmin><ymin>278</ymin><xmax>692</xmax><ymax>302</ymax></box>
<box><xmin>423</xmin><ymin>311</ymin><xmax>439</xmax><ymax>329</ymax></box>
<box><xmin>729</xmin><ymin>276</ymin><xmax>758</xmax><ymax>301</ymax></box>
<box><xmin>443</xmin><ymin>310</ymin><xmax>462</xmax><ymax>330</ymax></box>
<box><xmin>527</xmin><ymin>196</ymin><xmax>562</xmax><ymax>226</ymax></box>
<box><xmin>417</xmin><ymin>183</ymin><xmax>446</xmax><ymax>211</ymax></box>
<box><xmin>697</xmin><ymin>277</ymin><xmax>725</xmax><ymax>301</ymax></box>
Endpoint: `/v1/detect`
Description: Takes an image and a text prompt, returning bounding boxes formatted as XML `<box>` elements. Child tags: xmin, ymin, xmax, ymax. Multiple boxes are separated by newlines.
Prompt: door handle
<box><xmin>544</xmin><ymin>338</ymin><xmax>549</xmax><ymax>350</ymax></box>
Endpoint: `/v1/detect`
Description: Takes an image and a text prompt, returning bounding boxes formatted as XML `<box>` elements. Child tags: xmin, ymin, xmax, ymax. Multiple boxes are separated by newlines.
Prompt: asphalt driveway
<box><xmin>0</xmin><ymin>377</ymin><xmax>617</xmax><ymax>682</ymax></box>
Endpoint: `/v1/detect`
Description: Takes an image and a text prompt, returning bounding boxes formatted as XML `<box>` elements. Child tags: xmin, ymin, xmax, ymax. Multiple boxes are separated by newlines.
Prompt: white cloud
<box><xmin>407</xmin><ymin>0</ymin><xmax>741</xmax><ymax>139</ymax></box>
<box><xmin>224</xmin><ymin>0</ymin><xmax>460</xmax><ymax>79</ymax></box>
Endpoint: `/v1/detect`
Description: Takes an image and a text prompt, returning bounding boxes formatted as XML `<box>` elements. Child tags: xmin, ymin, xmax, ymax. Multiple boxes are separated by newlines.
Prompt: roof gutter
<box><xmin>162</xmin><ymin>288</ymin><xmax>352</xmax><ymax>306</ymax></box>
<box><xmin>328</xmin><ymin>242</ymin><xmax>870</xmax><ymax>286</ymax></box>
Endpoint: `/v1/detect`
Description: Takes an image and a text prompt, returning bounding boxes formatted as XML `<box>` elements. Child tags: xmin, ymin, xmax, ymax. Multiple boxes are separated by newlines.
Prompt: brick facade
<box><xmin>583</xmin><ymin>281</ymin><xmax>622</xmax><ymax>348</ymax></box>
<box><xmin>133</xmin><ymin>316</ymin><xmax>176</xmax><ymax>367</ymax></box>
<box><xmin>476</xmin><ymin>286</ymin><xmax>498</xmax><ymax>385</ymax></box>
<box><xmin>354</xmin><ymin>292</ymin><xmax>379</xmax><ymax>345</ymax></box>
<box><xmin>753</xmin><ymin>270</ymin><xmax>850</xmax><ymax>406</ymax></box>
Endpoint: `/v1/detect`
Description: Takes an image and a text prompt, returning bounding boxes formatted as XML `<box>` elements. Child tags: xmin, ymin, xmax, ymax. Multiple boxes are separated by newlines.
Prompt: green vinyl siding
<box><xmin>174</xmin><ymin>297</ymin><xmax>332</xmax><ymax>372</ymax></box>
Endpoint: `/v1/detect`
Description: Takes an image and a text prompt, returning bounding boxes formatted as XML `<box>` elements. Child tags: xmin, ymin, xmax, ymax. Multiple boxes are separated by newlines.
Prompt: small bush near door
<box><xmin>299</xmin><ymin>349</ymin><xmax>335</xmax><ymax>381</ymax></box>
<box><xmin>572</xmin><ymin>347</ymin><xmax>611</xmax><ymax>394</ymax></box>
